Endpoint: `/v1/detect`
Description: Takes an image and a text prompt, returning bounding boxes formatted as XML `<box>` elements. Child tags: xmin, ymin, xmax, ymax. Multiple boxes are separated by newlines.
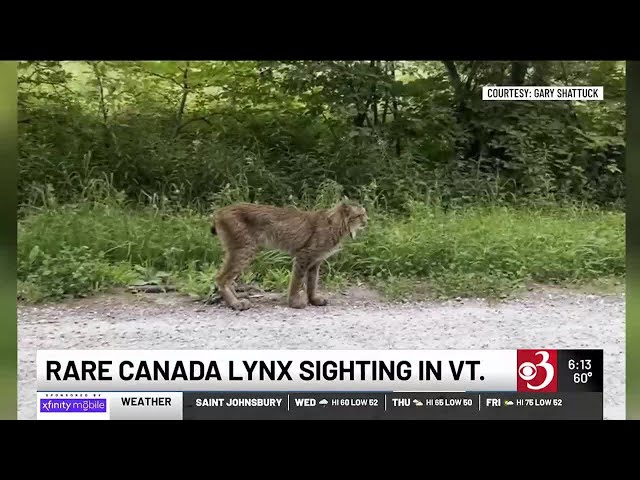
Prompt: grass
<box><xmin>17</xmin><ymin>201</ymin><xmax>625</xmax><ymax>304</ymax></box>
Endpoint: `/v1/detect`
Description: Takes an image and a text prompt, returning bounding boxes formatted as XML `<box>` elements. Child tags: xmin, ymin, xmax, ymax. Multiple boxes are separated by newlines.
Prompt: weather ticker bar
<box><xmin>36</xmin><ymin>390</ymin><xmax>602</xmax><ymax>420</ymax></box>
<box><xmin>182</xmin><ymin>391</ymin><xmax>602</xmax><ymax>420</ymax></box>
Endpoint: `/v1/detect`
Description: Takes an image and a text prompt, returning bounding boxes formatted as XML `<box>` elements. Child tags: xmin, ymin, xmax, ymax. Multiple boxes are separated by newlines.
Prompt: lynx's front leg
<box><xmin>306</xmin><ymin>261</ymin><xmax>328</xmax><ymax>306</ymax></box>
<box><xmin>288</xmin><ymin>258</ymin><xmax>309</xmax><ymax>309</ymax></box>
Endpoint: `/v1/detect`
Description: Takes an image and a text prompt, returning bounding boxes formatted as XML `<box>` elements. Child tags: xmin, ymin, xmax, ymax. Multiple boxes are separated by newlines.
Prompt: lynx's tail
<box><xmin>210</xmin><ymin>225</ymin><xmax>217</xmax><ymax>235</ymax></box>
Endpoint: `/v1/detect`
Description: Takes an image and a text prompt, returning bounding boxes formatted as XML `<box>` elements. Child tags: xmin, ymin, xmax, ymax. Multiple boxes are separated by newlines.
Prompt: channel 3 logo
<box><xmin>516</xmin><ymin>350</ymin><xmax>558</xmax><ymax>393</ymax></box>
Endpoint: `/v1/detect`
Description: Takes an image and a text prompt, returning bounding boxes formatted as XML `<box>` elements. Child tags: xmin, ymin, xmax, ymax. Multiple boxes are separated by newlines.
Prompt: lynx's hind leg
<box><xmin>214</xmin><ymin>223</ymin><xmax>257</xmax><ymax>311</ymax></box>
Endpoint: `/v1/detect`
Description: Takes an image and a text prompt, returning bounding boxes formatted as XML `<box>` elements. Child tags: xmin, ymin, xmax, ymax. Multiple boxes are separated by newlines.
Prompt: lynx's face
<box><xmin>346</xmin><ymin>204</ymin><xmax>368</xmax><ymax>239</ymax></box>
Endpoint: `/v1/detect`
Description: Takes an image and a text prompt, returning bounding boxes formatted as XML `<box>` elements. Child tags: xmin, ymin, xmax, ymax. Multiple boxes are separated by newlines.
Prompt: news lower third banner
<box><xmin>36</xmin><ymin>349</ymin><xmax>604</xmax><ymax>420</ymax></box>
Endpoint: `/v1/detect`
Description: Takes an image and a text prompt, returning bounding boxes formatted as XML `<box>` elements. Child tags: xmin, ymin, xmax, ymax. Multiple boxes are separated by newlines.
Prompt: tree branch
<box><xmin>88</xmin><ymin>61</ymin><xmax>108</xmax><ymax>124</ymax></box>
<box><xmin>145</xmin><ymin>70</ymin><xmax>183</xmax><ymax>87</ymax></box>
<box><xmin>172</xmin><ymin>62</ymin><xmax>191</xmax><ymax>138</ymax></box>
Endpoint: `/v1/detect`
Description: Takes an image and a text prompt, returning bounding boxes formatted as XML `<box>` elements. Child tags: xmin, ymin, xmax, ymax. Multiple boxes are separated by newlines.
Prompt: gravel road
<box><xmin>18</xmin><ymin>287</ymin><xmax>625</xmax><ymax>420</ymax></box>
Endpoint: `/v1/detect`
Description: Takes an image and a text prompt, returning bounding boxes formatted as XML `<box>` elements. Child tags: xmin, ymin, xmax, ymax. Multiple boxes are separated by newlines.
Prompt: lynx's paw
<box><xmin>309</xmin><ymin>296</ymin><xmax>328</xmax><ymax>306</ymax></box>
<box><xmin>289</xmin><ymin>295</ymin><xmax>308</xmax><ymax>309</ymax></box>
<box><xmin>230</xmin><ymin>298</ymin><xmax>252</xmax><ymax>311</ymax></box>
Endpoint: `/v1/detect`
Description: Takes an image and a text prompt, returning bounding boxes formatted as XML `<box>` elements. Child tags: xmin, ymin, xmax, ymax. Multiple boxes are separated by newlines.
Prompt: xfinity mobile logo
<box><xmin>39</xmin><ymin>398</ymin><xmax>107</xmax><ymax>413</ymax></box>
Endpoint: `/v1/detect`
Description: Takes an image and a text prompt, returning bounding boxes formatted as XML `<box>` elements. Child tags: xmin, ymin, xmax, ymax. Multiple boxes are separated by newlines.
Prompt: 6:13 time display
<box><xmin>568</xmin><ymin>359</ymin><xmax>591</xmax><ymax>370</ymax></box>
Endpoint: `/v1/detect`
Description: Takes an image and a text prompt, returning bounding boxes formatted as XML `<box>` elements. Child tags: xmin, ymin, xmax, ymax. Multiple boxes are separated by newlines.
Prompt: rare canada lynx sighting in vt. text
<box><xmin>210</xmin><ymin>201</ymin><xmax>368</xmax><ymax>310</ymax></box>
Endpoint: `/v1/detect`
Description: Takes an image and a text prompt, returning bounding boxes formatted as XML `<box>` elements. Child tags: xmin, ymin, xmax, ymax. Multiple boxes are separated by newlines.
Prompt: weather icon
<box><xmin>319</xmin><ymin>399</ymin><xmax>328</xmax><ymax>406</ymax></box>
<box><xmin>504</xmin><ymin>400</ymin><xmax>514</xmax><ymax>406</ymax></box>
<box><xmin>413</xmin><ymin>399</ymin><xmax>424</xmax><ymax>406</ymax></box>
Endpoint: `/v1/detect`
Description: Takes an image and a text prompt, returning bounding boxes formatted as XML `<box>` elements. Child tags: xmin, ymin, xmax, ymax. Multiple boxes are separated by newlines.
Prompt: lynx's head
<box><xmin>332</xmin><ymin>201</ymin><xmax>368</xmax><ymax>240</ymax></box>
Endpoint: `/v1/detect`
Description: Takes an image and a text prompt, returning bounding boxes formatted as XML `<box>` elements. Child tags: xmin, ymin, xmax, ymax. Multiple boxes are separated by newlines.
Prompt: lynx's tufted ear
<box><xmin>331</xmin><ymin>200</ymin><xmax>349</xmax><ymax>216</ymax></box>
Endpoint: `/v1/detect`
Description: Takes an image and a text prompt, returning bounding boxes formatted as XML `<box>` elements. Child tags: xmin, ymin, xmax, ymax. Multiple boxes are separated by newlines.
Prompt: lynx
<box><xmin>210</xmin><ymin>201</ymin><xmax>368</xmax><ymax>310</ymax></box>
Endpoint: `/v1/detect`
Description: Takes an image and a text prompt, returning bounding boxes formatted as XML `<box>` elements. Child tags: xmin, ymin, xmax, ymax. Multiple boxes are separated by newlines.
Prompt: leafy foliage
<box><xmin>18</xmin><ymin>60</ymin><xmax>625</xmax><ymax>213</ymax></box>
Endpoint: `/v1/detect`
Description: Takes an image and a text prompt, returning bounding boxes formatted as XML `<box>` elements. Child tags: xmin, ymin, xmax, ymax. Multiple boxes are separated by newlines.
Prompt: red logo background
<box><xmin>517</xmin><ymin>349</ymin><xmax>558</xmax><ymax>392</ymax></box>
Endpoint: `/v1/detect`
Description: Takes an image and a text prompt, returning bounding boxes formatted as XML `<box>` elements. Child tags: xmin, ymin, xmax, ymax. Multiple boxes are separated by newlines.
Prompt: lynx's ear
<box><xmin>333</xmin><ymin>200</ymin><xmax>348</xmax><ymax>212</ymax></box>
<box><xmin>338</xmin><ymin>201</ymin><xmax>354</xmax><ymax>221</ymax></box>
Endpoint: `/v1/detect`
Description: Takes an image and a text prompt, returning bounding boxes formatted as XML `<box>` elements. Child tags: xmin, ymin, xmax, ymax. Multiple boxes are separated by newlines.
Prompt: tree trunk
<box><xmin>370</xmin><ymin>60</ymin><xmax>379</xmax><ymax>126</ymax></box>
<box><xmin>88</xmin><ymin>61</ymin><xmax>118</xmax><ymax>155</ymax></box>
<box><xmin>511</xmin><ymin>61</ymin><xmax>528</xmax><ymax>85</ymax></box>
<box><xmin>389</xmin><ymin>62</ymin><xmax>402</xmax><ymax>157</ymax></box>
